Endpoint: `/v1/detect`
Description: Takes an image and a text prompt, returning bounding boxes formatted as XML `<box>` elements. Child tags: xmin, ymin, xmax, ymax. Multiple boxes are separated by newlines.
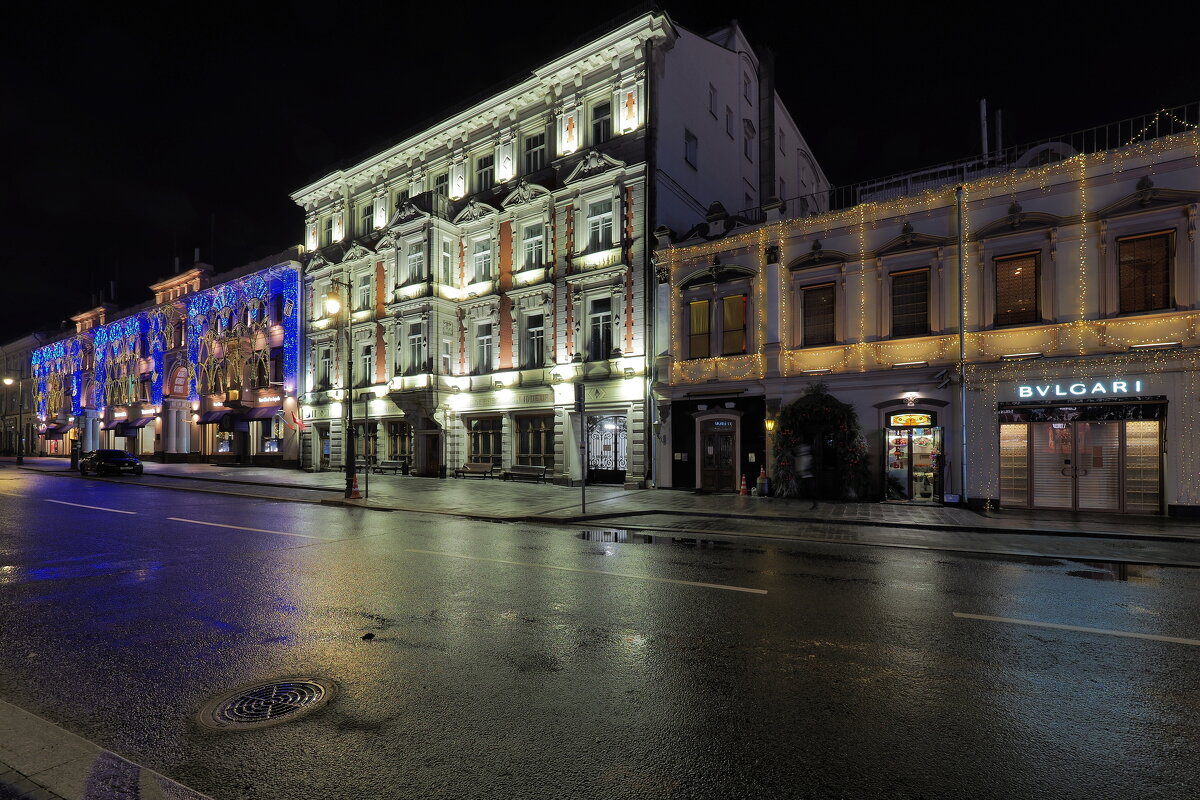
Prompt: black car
<box><xmin>79</xmin><ymin>449</ymin><xmax>144</xmax><ymax>476</ymax></box>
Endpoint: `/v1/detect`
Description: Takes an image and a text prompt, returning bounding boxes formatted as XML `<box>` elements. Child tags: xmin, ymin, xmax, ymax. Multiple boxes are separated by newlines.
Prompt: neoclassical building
<box><xmin>656</xmin><ymin>108</ymin><xmax>1200</xmax><ymax>516</ymax></box>
<box><xmin>29</xmin><ymin>250</ymin><xmax>302</xmax><ymax>466</ymax></box>
<box><xmin>291</xmin><ymin>9</ymin><xmax>825</xmax><ymax>485</ymax></box>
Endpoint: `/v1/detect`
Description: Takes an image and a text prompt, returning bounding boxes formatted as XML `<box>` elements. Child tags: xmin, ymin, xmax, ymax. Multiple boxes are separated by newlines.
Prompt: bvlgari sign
<box><xmin>1017</xmin><ymin>379</ymin><xmax>1144</xmax><ymax>399</ymax></box>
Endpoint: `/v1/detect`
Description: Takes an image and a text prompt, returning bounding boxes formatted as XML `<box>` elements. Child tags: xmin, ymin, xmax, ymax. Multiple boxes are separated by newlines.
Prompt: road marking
<box><xmin>167</xmin><ymin>517</ymin><xmax>333</xmax><ymax>541</ymax></box>
<box><xmin>952</xmin><ymin>612</ymin><xmax>1200</xmax><ymax>647</ymax></box>
<box><xmin>46</xmin><ymin>499</ymin><xmax>138</xmax><ymax>515</ymax></box>
<box><xmin>406</xmin><ymin>548</ymin><xmax>768</xmax><ymax>594</ymax></box>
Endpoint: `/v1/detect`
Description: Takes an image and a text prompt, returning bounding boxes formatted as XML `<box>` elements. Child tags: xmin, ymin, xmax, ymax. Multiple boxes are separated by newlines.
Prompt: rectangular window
<box><xmin>688</xmin><ymin>299</ymin><xmax>710</xmax><ymax>359</ymax></box>
<box><xmin>522</xmin><ymin>223</ymin><xmax>544</xmax><ymax>269</ymax></box>
<box><xmin>1118</xmin><ymin>231</ymin><xmax>1173</xmax><ymax>314</ymax></box>
<box><xmin>440</xmin><ymin>239</ymin><xmax>454</xmax><ymax>285</ymax></box>
<box><xmin>524</xmin><ymin>132</ymin><xmax>546</xmax><ymax>173</ymax></box>
<box><xmin>359</xmin><ymin>202</ymin><xmax>374</xmax><ymax>236</ymax></box>
<box><xmin>684</xmin><ymin>129</ymin><xmax>698</xmax><ymax>169</ymax></box>
<box><xmin>322</xmin><ymin>216</ymin><xmax>333</xmax><ymax>246</ymax></box>
<box><xmin>725</xmin><ymin>106</ymin><xmax>733</xmax><ymax>138</ymax></box>
<box><xmin>440</xmin><ymin>340</ymin><xmax>453</xmax><ymax>375</ymax></box>
<box><xmin>587</xmin><ymin>200</ymin><xmax>614</xmax><ymax>251</ymax></box>
<box><xmin>407</xmin><ymin>322</ymin><xmax>424</xmax><ymax>374</ymax></box>
<box><xmin>472</xmin><ymin>239</ymin><xmax>492</xmax><ymax>283</ymax></box>
<box><xmin>475</xmin><ymin>323</ymin><xmax>493</xmax><ymax>373</ymax></box>
<box><xmin>994</xmin><ymin>252</ymin><xmax>1039</xmax><ymax>326</ymax></box>
<box><xmin>721</xmin><ymin>295</ymin><xmax>747</xmax><ymax>355</ymax></box>
<box><xmin>405</xmin><ymin>241</ymin><xmax>424</xmax><ymax>285</ymax></box>
<box><xmin>891</xmin><ymin>269</ymin><xmax>930</xmax><ymax>337</ymax></box>
<box><xmin>319</xmin><ymin>347</ymin><xmax>332</xmax><ymax>388</ymax></box>
<box><xmin>356</xmin><ymin>273</ymin><xmax>372</xmax><ymax>311</ymax></box>
<box><xmin>468</xmin><ymin>416</ymin><xmax>502</xmax><ymax>465</ymax></box>
<box><xmin>475</xmin><ymin>153</ymin><xmax>494</xmax><ymax>192</ymax></box>
<box><xmin>517</xmin><ymin>414</ymin><xmax>554</xmax><ymax>469</ymax></box>
<box><xmin>801</xmin><ymin>284</ymin><xmax>836</xmax><ymax>346</ymax></box>
<box><xmin>360</xmin><ymin>345</ymin><xmax>374</xmax><ymax>385</ymax></box>
<box><xmin>708</xmin><ymin>84</ymin><xmax>717</xmax><ymax>117</ymax></box>
<box><xmin>592</xmin><ymin>101</ymin><xmax>611</xmax><ymax>144</ymax></box>
<box><xmin>524</xmin><ymin>314</ymin><xmax>544</xmax><ymax>369</ymax></box>
<box><xmin>433</xmin><ymin>172</ymin><xmax>449</xmax><ymax>197</ymax></box>
<box><xmin>395</xmin><ymin>189</ymin><xmax>409</xmax><ymax>209</ymax></box>
<box><xmin>588</xmin><ymin>297</ymin><xmax>613</xmax><ymax>361</ymax></box>
<box><xmin>387</xmin><ymin>421</ymin><xmax>412</xmax><ymax>461</ymax></box>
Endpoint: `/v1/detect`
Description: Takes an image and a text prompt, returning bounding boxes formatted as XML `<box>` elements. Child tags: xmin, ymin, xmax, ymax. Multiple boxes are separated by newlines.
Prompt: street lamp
<box><xmin>3</xmin><ymin>376</ymin><xmax>25</xmax><ymax>465</ymax></box>
<box><xmin>324</xmin><ymin>282</ymin><xmax>357</xmax><ymax>498</ymax></box>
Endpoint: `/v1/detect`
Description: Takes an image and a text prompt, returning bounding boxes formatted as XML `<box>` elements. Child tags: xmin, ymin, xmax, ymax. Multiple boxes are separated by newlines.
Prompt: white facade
<box><xmin>657</xmin><ymin>121</ymin><xmax>1200</xmax><ymax>515</ymax></box>
<box><xmin>292</xmin><ymin>10</ymin><xmax>825</xmax><ymax>487</ymax></box>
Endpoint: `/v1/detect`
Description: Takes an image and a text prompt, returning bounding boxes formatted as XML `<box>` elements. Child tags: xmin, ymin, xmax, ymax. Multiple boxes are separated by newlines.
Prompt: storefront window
<box><xmin>468</xmin><ymin>416</ymin><xmax>502</xmax><ymax>465</ymax></box>
<box><xmin>216</xmin><ymin>432</ymin><xmax>234</xmax><ymax>453</ymax></box>
<box><xmin>261</xmin><ymin>413</ymin><xmax>284</xmax><ymax>453</ymax></box>
<box><xmin>517</xmin><ymin>415</ymin><xmax>554</xmax><ymax>469</ymax></box>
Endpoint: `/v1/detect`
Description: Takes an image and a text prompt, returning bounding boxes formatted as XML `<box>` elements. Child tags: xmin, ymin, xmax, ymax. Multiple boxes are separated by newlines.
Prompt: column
<box><xmin>165</xmin><ymin>407</ymin><xmax>180</xmax><ymax>455</ymax></box>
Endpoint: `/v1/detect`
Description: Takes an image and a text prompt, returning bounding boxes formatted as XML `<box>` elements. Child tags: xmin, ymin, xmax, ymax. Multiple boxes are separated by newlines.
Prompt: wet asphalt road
<box><xmin>0</xmin><ymin>468</ymin><xmax>1198</xmax><ymax>800</ymax></box>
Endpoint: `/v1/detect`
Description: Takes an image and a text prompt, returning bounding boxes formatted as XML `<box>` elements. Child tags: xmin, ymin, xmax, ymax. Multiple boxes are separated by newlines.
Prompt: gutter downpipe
<box><xmin>955</xmin><ymin>185</ymin><xmax>968</xmax><ymax>508</ymax></box>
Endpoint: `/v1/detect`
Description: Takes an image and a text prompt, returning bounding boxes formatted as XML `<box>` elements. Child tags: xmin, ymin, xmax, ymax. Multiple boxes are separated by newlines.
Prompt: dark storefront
<box><xmin>669</xmin><ymin>395</ymin><xmax>766</xmax><ymax>491</ymax></box>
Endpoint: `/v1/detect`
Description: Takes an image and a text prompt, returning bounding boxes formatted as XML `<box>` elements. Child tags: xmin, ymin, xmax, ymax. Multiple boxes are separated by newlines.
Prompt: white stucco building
<box><xmin>291</xmin><ymin>9</ymin><xmax>825</xmax><ymax>486</ymax></box>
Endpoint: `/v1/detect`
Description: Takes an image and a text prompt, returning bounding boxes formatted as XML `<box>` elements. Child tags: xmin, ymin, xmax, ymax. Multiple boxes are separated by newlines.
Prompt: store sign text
<box><xmin>1017</xmin><ymin>380</ymin><xmax>1143</xmax><ymax>398</ymax></box>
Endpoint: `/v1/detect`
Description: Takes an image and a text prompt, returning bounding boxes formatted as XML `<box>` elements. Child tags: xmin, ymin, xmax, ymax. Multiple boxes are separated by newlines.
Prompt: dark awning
<box><xmin>123</xmin><ymin>415</ymin><xmax>156</xmax><ymax>429</ymax></box>
<box><xmin>243</xmin><ymin>405</ymin><xmax>282</xmax><ymax>420</ymax></box>
<box><xmin>42</xmin><ymin>422</ymin><xmax>76</xmax><ymax>439</ymax></box>
<box><xmin>100</xmin><ymin>420</ymin><xmax>122</xmax><ymax>430</ymax></box>
<box><xmin>197</xmin><ymin>409</ymin><xmax>232</xmax><ymax>424</ymax></box>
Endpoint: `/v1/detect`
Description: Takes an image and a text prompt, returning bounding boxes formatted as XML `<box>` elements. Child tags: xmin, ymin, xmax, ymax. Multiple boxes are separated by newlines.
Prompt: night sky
<box><xmin>3</xmin><ymin>1</ymin><xmax>1194</xmax><ymax>343</ymax></box>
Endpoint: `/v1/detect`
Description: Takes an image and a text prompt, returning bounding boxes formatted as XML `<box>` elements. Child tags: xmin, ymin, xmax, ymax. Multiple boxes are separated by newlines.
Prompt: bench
<box><xmin>453</xmin><ymin>462</ymin><xmax>495</xmax><ymax>479</ymax></box>
<box><xmin>501</xmin><ymin>464</ymin><xmax>549</xmax><ymax>483</ymax></box>
<box><xmin>373</xmin><ymin>458</ymin><xmax>410</xmax><ymax>475</ymax></box>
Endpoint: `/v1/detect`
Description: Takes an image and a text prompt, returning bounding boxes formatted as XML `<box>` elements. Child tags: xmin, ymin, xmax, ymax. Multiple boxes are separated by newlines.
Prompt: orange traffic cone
<box><xmin>349</xmin><ymin>473</ymin><xmax>362</xmax><ymax>500</ymax></box>
<box><xmin>739</xmin><ymin>473</ymin><xmax>750</xmax><ymax>496</ymax></box>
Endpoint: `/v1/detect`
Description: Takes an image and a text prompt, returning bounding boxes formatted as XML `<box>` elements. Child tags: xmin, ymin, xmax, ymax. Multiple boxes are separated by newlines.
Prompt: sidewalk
<box><xmin>11</xmin><ymin>455</ymin><xmax>1200</xmax><ymax>544</ymax></box>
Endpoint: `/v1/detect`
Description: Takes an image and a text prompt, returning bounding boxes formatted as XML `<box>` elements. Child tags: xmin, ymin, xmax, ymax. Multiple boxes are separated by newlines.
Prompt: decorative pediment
<box><xmin>563</xmin><ymin>149</ymin><xmax>626</xmax><ymax>184</ymax></box>
<box><xmin>680</xmin><ymin>261</ymin><xmax>756</xmax><ymax>290</ymax></box>
<box><xmin>974</xmin><ymin>202</ymin><xmax>1065</xmax><ymax>239</ymax></box>
<box><xmin>305</xmin><ymin>253</ymin><xmax>329</xmax><ymax>271</ymax></box>
<box><xmin>787</xmin><ymin>240</ymin><xmax>854</xmax><ymax>271</ymax></box>
<box><xmin>1096</xmin><ymin>178</ymin><xmax>1200</xmax><ymax>220</ymax></box>
<box><xmin>453</xmin><ymin>198</ymin><xmax>499</xmax><ymax>224</ymax></box>
<box><xmin>374</xmin><ymin>232</ymin><xmax>398</xmax><ymax>252</ymax></box>
<box><xmin>388</xmin><ymin>201</ymin><xmax>423</xmax><ymax>227</ymax></box>
<box><xmin>340</xmin><ymin>243</ymin><xmax>373</xmax><ymax>263</ymax></box>
<box><xmin>875</xmin><ymin>224</ymin><xmax>949</xmax><ymax>257</ymax></box>
<box><xmin>501</xmin><ymin>180</ymin><xmax>552</xmax><ymax>208</ymax></box>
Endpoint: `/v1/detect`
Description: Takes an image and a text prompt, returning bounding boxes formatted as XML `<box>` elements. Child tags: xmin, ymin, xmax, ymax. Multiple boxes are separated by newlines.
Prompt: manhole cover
<box><xmin>198</xmin><ymin>678</ymin><xmax>336</xmax><ymax>731</ymax></box>
<box><xmin>577</xmin><ymin>530</ymin><xmax>655</xmax><ymax>544</ymax></box>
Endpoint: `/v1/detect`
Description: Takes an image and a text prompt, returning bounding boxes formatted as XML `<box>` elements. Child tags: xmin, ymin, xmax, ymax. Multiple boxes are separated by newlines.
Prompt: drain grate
<box><xmin>198</xmin><ymin>678</ymin><xmax>336</xmax><ymax>731</ymax></box>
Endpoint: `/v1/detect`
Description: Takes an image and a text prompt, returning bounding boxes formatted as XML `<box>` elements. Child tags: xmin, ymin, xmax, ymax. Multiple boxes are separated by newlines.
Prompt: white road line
<box><xmin>406</xmin><ymin>548</ymin><xmax>768</xmax><ymax>594</ymax></box>
<box><xmin>45</xmin><ymin>499</ymin><xmax>138</xmax><ymax>515</ymax></box>
<box><xmin>952</xmin><ymin>612</ymin><xmax>1200</xmax><ymax>647</ymax></box>
<box><xmin>167</xmin><ymin>517</ymin><xmax>333</xmax><ymax>541</ymax></box>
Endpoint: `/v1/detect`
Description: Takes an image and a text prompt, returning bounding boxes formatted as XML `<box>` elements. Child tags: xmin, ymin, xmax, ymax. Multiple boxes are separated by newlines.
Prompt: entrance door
<box><xmin>885</xmin><ymin>427</ymin><xmax>942</xmax><ymax>502</ymax></box>
<box><xmin>586</xmin><ymin>415</ymin><xmax>627</xmax><ymax>485</ymax></box>
<box><xmin>700</xmin><ymin>419</ymin><xmax>736</xmax><ymax>492</ymax></box>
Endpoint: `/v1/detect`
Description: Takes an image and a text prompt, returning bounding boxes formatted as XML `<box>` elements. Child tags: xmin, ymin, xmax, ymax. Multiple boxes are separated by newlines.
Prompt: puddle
<box><xmin>577</xmin><ymin>530</ymin><xmax>655</xmax><ymax>544</ymax></box>
<box><xmin>1065</xmin><ymin>561</ymin><xmax>1158</xmax><ymax>584</ymax></box>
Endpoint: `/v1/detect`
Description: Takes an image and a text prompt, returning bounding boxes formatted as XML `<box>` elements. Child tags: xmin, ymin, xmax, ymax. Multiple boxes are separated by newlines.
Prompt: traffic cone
<box><xmin>349</xmin><ymin>473</ymin><xmax>362</xmax><ymax>500</ymax></box>
<box><xmin>739</xmin><ymin>473</ymin><xmax>750</xmax><ymax>496</ymax></box>
<box><xmin>757</xmin><ymin>465</ymin><xmax>768</xmax><ymax>497</ymax></box>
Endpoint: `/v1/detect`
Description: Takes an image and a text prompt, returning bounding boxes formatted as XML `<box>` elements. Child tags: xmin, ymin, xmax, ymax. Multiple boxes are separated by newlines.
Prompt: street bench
<box><xmin>373</xmin><ymin>459</ymin><xmax>410</xmax><ymax>475</ymax></box>
<box><xmin>453</xmin><ymin>462</ymin><xmax>495</xmax><ymax>479</ymax></box>
<box><xmin>501</xmin><ymin>464</ymin><xmax>549</xmax><ymax>483</ymax></box>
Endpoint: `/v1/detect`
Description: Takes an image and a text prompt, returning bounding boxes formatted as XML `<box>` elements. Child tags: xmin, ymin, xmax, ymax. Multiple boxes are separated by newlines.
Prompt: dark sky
<box><xmin>2</xmin><ymin>0</ymin><xmax>1194</xmax><ymax>342</ymax></box>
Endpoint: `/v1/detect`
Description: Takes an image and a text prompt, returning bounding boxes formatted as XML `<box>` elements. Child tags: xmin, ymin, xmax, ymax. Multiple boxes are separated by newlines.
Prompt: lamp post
<box><xmin>3</xmin><ymin>376</ymin><xmax>25</xmax><ymax>465</ymax></box>
<box><xmin>323</xmin><ymin>281</ymin><xmax>356</xmax><ymax>498</ymax></box>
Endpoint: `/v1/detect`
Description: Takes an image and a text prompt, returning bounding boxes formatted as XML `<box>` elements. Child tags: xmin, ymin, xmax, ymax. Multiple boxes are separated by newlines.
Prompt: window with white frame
<box><xmin>472</xmin><ymin>238</ymin><xmax>492</xmax><ymax>283</ymax></box>
<box><xmin>587</xmin><ymin>200</ymin><xmax>614</xmax><ymax>251</ymax></box>
<box><xmin>475</xmin><ymin>153</ymin><xmax>494</xmax><ymax>192</ymax></box>
<box><xmin>591</xmin><ymin>101</ymin><xmax>611</xmax><ymax>144</ymax></box>
<box><xmin>405</xmin><ymin>241</ymin><xmax>424</xmax><ymax>285</ymax></box>
<box><xmin>433</xmin><ymin>172</ymin><xmax>449</xmax><ymax>197</ymax></box>
<box><xmin>684</xmin><ymin>129</ymin><xmax>698</xmax><ymax>169</ymax></box>
<box><xmin>360</xmin><ymin>344</ymin><xmax>374</xmax><ymax>385</ymax></box>
<box><xmin>524</xmin><ymin>132</ymin><xmax>546</xmax><ymax>173</ymax></box>
<box><xmin>687</xmin><ymin>299</ymin><xmax>710</xmax><ymax>359</ymax></box>
<box><xmin>407</xmin><ymin>322</ymin><xmax>424</xmax><ymax>374</ymax></box>
<box><xmin>318</xmin><ymin>347</ymin><xmax>332</xmax><ymax>388</ymax></box>
<box><xmin>721</xmin><ymin>294</ymin><xmax>747</xmax><ymax>355</ymax></box>
<box><xmin>356</xmin><ymin>273</ymin><xmax>372</xmax><ymax>311</ymax></box>
<box><xmin>891</xmin><ymin>269</ymin><xmax>930</xmax><ymax>337</ymax></box>
<box><xmin>359</xmin><ymin>201</ymin><xmax>374</xmax><ymax>236</ymax></box>
<box><xmin>440</xmin><ymin>340</ymin><xmax>453</xmax><ymax>375</ymax></box>
<box><xmin>523</xmin><ymin>313</ymin><xmax>544</xmax><ymax>369</ymax></box>
<box><xmin>440</xmin><ymin>239</ymin><xmax>455</xmax><ymax>285</ymax></box>
<box><xmin>322</xmin><ymin>216</ymin><xmax>333</xmax><ymax>246</ymax></box>
<box><xmin>801</xmin><ymin>284</ymin><xmax>836</xmax><ymax>346</ymax></box>
<box><xmin>522</xmin><ymin>223</ymin><xmax>544</xmax><ymax>269</ymax></box>
<box><xmin>474</xmin><ymin>323</ymin><xmax>494</xmax><ymax>373</ymax></box>
<box><xmin>587</xmin><ymin>297</ymin><xmax>613</xmax><ymax>361</ymax></box>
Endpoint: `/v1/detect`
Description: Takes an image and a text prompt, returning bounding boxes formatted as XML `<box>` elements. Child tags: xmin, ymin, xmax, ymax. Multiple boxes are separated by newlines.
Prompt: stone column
<box><xmin>165</xmin><ymin>408</ymin><xmax>180</xmax><ymax>455</ymax></box>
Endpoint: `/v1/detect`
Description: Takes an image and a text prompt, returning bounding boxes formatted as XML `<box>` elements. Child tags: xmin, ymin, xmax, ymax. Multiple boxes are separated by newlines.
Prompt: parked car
<box><xmin>79</xmin><ymin>449</ymin><xmax>143</xmax><ymax>476</ymax></box>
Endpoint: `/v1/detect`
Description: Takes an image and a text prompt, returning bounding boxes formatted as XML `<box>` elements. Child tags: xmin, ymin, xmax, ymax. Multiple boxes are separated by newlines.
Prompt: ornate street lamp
<box><xmin>3</xmin><ymin>376</ymin><xmax>25</xmax><ymax>465</ymax></box>
<box><xmin>324</xmin><ymin>283</ymin><xmax>357</xmax><ymax>498</ymax></box>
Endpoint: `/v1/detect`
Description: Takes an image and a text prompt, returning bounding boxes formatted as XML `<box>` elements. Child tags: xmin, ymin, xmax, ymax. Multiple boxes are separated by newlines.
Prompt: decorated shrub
<box><xmin>772</xmin><ymin>383</ymin><xmax>872</xmax><ymax>501</ymax></box>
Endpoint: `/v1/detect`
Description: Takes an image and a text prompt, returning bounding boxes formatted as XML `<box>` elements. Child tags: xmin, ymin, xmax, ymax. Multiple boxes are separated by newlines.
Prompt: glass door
<box><xmin>885</xmin><ymin>428</ymin><xmax>911</xmax><ymax>500</ymax></box>
<box><xmin>1018</xmin><ymin>420</ymin><xmax>1160</xmax><ymax>513</ymax></box>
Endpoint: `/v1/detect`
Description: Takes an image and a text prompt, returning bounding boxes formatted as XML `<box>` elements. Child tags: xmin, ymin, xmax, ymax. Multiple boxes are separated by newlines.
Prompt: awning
<box><xmin>100</xmin><ymin>420</ymin><xmax>123</xmax><ymax>430</ymax></box>
<box><xmin>197</xmin><ymin>409</ymin><xmax>232</xmax><ymax>424</ymax></box>
<box><xmin>243</xmin><ymin>405</ymin><xmax>282</xmax><ymax>420</ymax></box>
<box><xmin>42</xmin><ymin>422</ymin><xmax>76</xmax><ymax>440</ymax></box>
<box><xmin>123</xmin><ymin>415</ymin><xmax>156</xmax><ymax>429</ymax></box>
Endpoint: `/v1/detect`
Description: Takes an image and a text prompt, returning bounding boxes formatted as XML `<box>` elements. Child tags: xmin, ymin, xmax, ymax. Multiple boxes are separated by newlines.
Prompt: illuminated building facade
<box><xmin>29</xmin><ymin>251</ymin><xmax>303</xmax><ymax>466</ymax></box>
<box><xmin>292</xmin><ymin>10</ymin><xmax>824</xmax><ymax>485</ymax></box>
<box><xmin>656</xmin><ymin>109</ymin><xmax>1199</xmax><ymax>516</ymax></box>
<box><xmin>1</xmin><ymin>333</ymin><xmax>54</xmax><ymax>456</ymax></box>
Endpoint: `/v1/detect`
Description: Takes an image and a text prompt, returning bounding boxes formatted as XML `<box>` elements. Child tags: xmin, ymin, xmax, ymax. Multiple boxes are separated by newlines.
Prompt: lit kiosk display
<box><xmin>884</xmin><ymin>412</ymin><xmax>942</xmax><ymax>503</ymax></box>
